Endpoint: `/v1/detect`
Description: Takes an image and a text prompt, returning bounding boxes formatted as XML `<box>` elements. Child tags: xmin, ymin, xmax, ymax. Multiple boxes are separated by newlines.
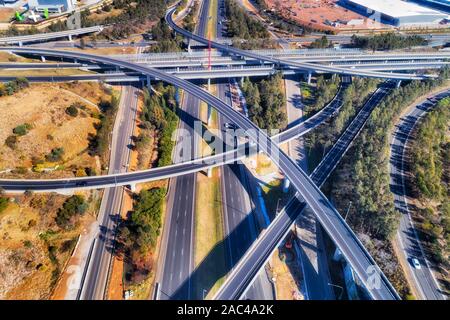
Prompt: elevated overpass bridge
<box><xmin>0</xmin><ymin>40</ymin><xmax>402</xmax><ymax>300</ymax></box>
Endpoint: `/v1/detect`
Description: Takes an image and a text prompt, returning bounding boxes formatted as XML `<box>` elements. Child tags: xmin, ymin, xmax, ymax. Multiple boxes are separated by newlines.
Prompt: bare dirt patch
<box><xmin>0</xmin><ymin>8</ymin><xmax>14</xmax><ymax>23</ymax></box>
<box><xmin>263</xmin><ymin>0</ymin><xmax>388</xmax><ymax>32</ymax></box>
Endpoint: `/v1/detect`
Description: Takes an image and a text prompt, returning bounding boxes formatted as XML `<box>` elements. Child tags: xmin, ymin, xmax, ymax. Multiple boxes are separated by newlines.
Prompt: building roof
<box><xmin>347</xmin><ymin>0</ymin><xmax>448</xmax><ymax>18</ymax></box>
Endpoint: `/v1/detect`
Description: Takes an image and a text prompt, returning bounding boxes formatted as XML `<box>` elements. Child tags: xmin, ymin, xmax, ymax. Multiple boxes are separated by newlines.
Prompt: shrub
<box><xmin>55</xmin><ymin>195</ymin><xmax>87</xmax><ymax>228</ymax></box>
<box><xmin>13</xmin><ymin>123</ymin><xmax>32</xmax><ymax>136</ymax></box>
<box><xmin>0</xmin><ymin>197</ymin><xmax>8</xmax><ymax>213</ymax></box>
<box><xmin>45</xmin><ymin>147</ymin><xmax>65</xmax><ymax>162</ymax></box>
<box><xmin>5</xmin><ymin>135</ymin><xmax>17</xmax><ymax>149</ymax></box>
<box><xmin>65</xmin><ymin>105</ymin><xmax>79</xmax><ymax>117</ymax></box>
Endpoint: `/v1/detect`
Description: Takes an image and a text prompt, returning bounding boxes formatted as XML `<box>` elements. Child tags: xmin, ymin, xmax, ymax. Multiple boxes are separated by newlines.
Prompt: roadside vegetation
<box><xmin>0</xmin><ymin>191</ymin><xmax>99</xmax><ymax>299</ymax></box>
<box><xmin>305</xmin><ymin>77</ymin><xmax>378</xmax><ymax>168</ymax></box>
<box><xmin>309</xmin><ymin>35</ymin><xmax>334</xmax><ymax>49</ymax></box>
<box><xmin>224</xmin><ymin>0</ymin><xmax>276</xmax><ymax>49</ymax></box>
<box><xmin>116</xmin><ymin>82</ymin><xmax>178</xmax><ymax>285</ymax></box>
<box><xmin>0</xmin><ymin>78</ymin><xmax>29</xmax><ymax>97</ymax></box>
<box><xmin>241</xmin><ymin>73</ymin><xmax>287</xmax><ymax>130</ymax></box>
<box><xmin>183</xmin><ymin>0</ymin><xmax>200</xmax><ymax>32</ymax></box>
<box><xmin>83</xmin><ymin>0</ymin><xmax>167</xmax><ymax>39</ymax></box>
<box><xmin>0</xmin><ymin>82</ymin><xmax>112</xmax><ymax>179</ymax></box>
<box><xmin>136</xmin><ymin>82</ymin><xmax>178</xmax><ymax>168</ymax></box>
<box><xmin>321</xmin><ymin>67</ymin><xmax>449</xmax><ymax>298</ymax></box>
<box><xmin>350</xmin><ymin>33</ymin><xmax>427</xmax><ymax>51</ymax></box>
<box><xmin>409</xmin><ymin>98</ymin><xmax>449</xmax><ymax>288</ymax></box>
<box><xmin>146</xmin><ymin>18</ymin><xmax>185</xmax><ymax>53</ymax></box>
<box><xmin>88</xmin><ymin>93</ymin><xmax>120</xmax><ymax>167</ymax></box>
<box><xmin>301</xmin><ymin>75</ymin><xmax>340</xmax><ymax>117</ymax></box>
<box><xmin>116</xmin><ymin>188</ymin><xmax>165</xmax><ymax>283</ymax></box>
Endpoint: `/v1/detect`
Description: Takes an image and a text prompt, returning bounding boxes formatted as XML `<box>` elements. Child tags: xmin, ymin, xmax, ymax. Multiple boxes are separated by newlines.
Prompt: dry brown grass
<box><xmin>271</xmin><ymin>247</ymin><xmax>304</xmax><ymax>300</ymax></box>
<box><xmin>62</xmin><ymin>46</ymin><xmax>138</xmax><ymax>55</ymax></box>
<box><xmin>0</xmin><ymin>83</ymin><xmax>109</xmax><ymax>176</ymax></box>
<box><xmin>0</xmin><ymin>52</ymin><xmax>36</xmax><ymax>63</ymax></box>
<box><xmin>0</xmin><ymin>69</ymin><xmax>94</xmax><ymax>77</ymax></box>
<box><xmin>0</xmin><ymin>191</ymin><xmax>98</xmax><ymax>299</ymax></box>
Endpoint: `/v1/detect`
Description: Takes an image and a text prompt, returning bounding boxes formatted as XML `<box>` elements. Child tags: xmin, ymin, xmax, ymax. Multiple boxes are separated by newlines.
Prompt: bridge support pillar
<box><xmin>207</xmin><ymin>79</ymin><xmax>212</xmax><ymax>126</ymax></box>
<box><xmin>207</xmin><ymin>167</ymin><xmax>213</xmax><ymax>178</ymax></box>
<box><xmin>18</xmin><ymin>41</ymin><xmax>22</xmax><ymax>47</ymax></box>
<box><xmin>68</xmin><ymin>34</ymin><xmax>73</xmax><ymax>42</ymax></box>
<box><xmin>240</xmin><ymin>77</ymin><xmax>244</xmax><ymax>86</ymax></box>
<box><xmin>207</xmin><ymin>105</ymin><xmax>212</xmax><ymax>126</ymax></box>
<box><xmin>396</xmin><ymin>80</ymin><xmax>401</xmax><ymax>88</ymax></box>
<box><xmin>175</xmin><ymin>87</ymin><xmax>180</xmax><ymax>106</ymax></box>
<box><xmin>282</xmin><ymin>178</ymin><xmax>290</xmax><ymax>193</ymax></box>
<box><xmin>41</xmin><ymin>56</ymin><xmax>46</xmax><ymax>62</ymax></box>
<box><xmin>307</xmin><ymin>71</ymin><xmax>312</xmax><ymax>85</ymax></box>
<box><xmin>147</xmin><ymin>75</ymin><xmax>152</xmax><ymax>90</ymax></box>
<box><xmin>188</xmin><ymin>42</ymin><xmax>192</xmax><ymax>53</ymax></box>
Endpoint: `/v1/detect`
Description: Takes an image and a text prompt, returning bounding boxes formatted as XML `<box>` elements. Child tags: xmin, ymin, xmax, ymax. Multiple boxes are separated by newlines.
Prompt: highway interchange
<box><xmin>0</xmin><ymin>0</ymin><xmax>448</xmax><ymax>301</ymax></box>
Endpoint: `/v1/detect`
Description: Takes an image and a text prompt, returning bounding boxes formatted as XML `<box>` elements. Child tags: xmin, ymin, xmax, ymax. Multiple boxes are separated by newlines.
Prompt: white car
<box><xmin>412</xmin><ymin>258</ymin><xmax>421</xmax><ymax>270</ymax></box>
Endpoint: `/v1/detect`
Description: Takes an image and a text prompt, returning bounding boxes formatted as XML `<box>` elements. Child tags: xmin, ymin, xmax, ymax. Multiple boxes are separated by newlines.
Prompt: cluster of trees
<box><xmin>116</xmin><ymin>187</ymin><xmax>165</xmax><ymax>279</ymax></box>
<box><xmin>410</xmin><ymin>98</ymin><xmax>449</xmax><ymax>267</ymax></box>
<box><xmin>309</xmin><ymin>36</ymin><xmax>334</xmax><ymax>49</ymax></box>
<box><xmin>303</xmin><ymin>75</ymin><xmax>340</xmax><ymax>117</ymax></box>
<box><xmin>0</xmin><ymin>78</ymin><xmax>29</xmax><ymax>97</ymax></box>
<box><xmin>147</xmin><ymin>18</ymin><xmax>185</xmax><ymax>53</ymax></box>
<box><xmin>139</xmin><ymin>82</ymin><xmax>179</xmax><ymax>167</ymax></box>
<box><xmin>305</xmin><ymin>77</ymin><xmax>378</xmax><ymax>158</ymax></box>
<box><xmin>55</xmin><ymin>195</ymin><xmax>88</xmax><ymax>229</ymax></box>
<box><xmin>306</xmin><ymin>74</ymin><xmax>448</xmax><ymax>297</ymax></box>
<box><xmin>83</xmin><ymin>0</ymin><xmax>168</xmax><ymax>39</ymax></box>
<box><xmin>183</xmin><ymin>0</ymin><xmax>199</xmax><ymax>32</ymax></box>
<box><xmin>241</xmin><ymin>73</ymin><xmax>287</xmax><ymax>130</ymax></box>
<box><xmin>224</xmin><ymin>0</ymin><xmax>271</xmax><ymax>49</ymax></box>
<box><xmin>88</xmin><ymin>95</ymin><xmax>120</xmax><ymax>164</ymax></box>
<box><xmin>329</xmin><ymin>67</ymin><xmax>449</xmax><ymax>242</ymax></box>
<box><xmin>412</xmin><ymin>98</ymin><xmax>449</xmax><ymax>200</ymax></box>
<box><xmin>350</xmin><ymin>33</ymin><xmax>427</xmax><ymax>51</ymax></box>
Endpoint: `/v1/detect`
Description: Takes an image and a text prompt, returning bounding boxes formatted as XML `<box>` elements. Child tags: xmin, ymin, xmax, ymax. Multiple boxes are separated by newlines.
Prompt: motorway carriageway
<box><xmin>214</xmin><ymin>80</ymin><xmax>395</xmax><ymax>299</ymax></box>
<box><xmin>165</xmin><ymin>7</ymin><xmax>433</xmax><ymax>81</ymax></box>
<box><xmin>0</xmin><ymin>45</ymin><xmax>399</xmax><ymax>300</ymax></box>
<box><xmin>0</xmin><ymin>68</ymin><xmax>349</xmax><ymax>192</ymax></box>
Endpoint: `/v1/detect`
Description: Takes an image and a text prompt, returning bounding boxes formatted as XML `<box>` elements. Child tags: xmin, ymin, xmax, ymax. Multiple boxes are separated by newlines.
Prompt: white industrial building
<box><xmin>342</xmin><ymin>0</ymin><xmax>449</xmax><ymax>26</ymax></box>
<box><xmin>28</xmin><ymin>0</ymin><xmax>76</xmax><ymax>13</ymax></box>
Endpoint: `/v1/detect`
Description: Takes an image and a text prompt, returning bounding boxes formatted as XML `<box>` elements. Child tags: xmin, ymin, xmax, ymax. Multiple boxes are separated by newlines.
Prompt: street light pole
<box><xmin>328</xmin><ymin>283</ymin><xmax>344</xmax><ymax>300</ymax></box>
<box><xmin>344</xmin><ymin>201</ymin><xmax>352</xmax><ymax>221</ymax></box>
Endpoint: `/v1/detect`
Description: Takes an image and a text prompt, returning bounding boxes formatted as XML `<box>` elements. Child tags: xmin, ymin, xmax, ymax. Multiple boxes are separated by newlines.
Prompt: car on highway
<box><xmin>411</xmin><ymin>258</ymin><xmax>421</xmax><ymax>269</ymax></box>
<box><xmin>224</xmin><ymin>122</ymin><xmax>237</xmax><ymax>130</ymax></box>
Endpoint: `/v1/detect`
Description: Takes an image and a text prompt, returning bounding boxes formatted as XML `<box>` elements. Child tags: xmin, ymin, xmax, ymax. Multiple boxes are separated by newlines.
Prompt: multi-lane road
<box><xmin>0</xmin><ymin>3</ymin><xmax>432</xmax><ymax>299</ymax></box>
<box><xmin>80</xmin><ymin>85</ymin><xmax>139</xmax><ymax>299</ymax></box>
<box><xmin>389</xmin><ymin>91</ymin><xmax>449</xmax><ymax>300</ymax></box>
<box><xmin>214</xmin><ymin>80</ymin><xmax>395</xmax><ymax>299</ymax></box>
<box><xmin>156</xmin><ymin>0</ymin><xmax>210</xmax><ymax>299</ymax></box>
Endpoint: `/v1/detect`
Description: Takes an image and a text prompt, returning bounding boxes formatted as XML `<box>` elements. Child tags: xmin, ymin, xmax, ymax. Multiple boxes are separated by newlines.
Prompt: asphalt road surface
<box><xmin>81</xmin><ymin>85</ymin><xmax>139</xmax><ymax>299</ymax></box>
<box><xmin>389</xmin><ymin>91</ymin><xmax>449</xmax><ymax>300</ymax></box>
